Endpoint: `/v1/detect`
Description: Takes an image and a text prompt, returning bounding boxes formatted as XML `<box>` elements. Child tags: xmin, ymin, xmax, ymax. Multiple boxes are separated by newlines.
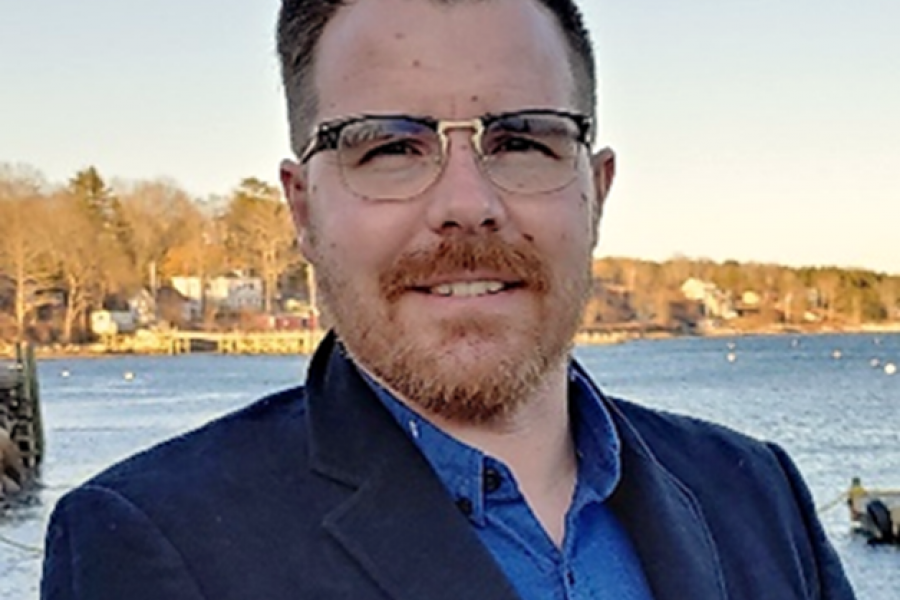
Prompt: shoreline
<box><xmin>3</xmin><ymin>324</ymin><xmax>899</xmax><ymax>360</ymax></box>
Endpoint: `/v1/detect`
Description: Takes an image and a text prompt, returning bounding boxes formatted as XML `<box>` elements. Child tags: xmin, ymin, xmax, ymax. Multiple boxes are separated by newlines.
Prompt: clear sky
<box><xmin>2</xmin><ymin>0</ymin><xmax>898</xmax><ymax>274</ymax></box>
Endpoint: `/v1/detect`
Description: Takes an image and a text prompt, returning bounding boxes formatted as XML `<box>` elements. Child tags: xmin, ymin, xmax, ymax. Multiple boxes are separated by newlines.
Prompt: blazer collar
<box><xmin>570</xmin><ymin>361</ymin><xmax>729</xmax><ymax>600</ymax></box>
<box><xmin>305</xmin><ymin>332</ymin><xmax>521</xmax><ymax>600</ymax></box>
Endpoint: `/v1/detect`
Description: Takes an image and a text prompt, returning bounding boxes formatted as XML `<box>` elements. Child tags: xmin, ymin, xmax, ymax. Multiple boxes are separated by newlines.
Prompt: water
<box><xmin>2</xmin><ymin>333</ymin><xmax>898</xmax><ymax>598</ymax></box>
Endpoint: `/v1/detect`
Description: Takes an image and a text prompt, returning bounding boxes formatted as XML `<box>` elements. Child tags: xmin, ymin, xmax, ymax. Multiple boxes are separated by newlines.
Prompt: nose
<box><xmin>423</xmin><ymin>130</ymin><xmax>509</xmax><ymax>234</ymax></box>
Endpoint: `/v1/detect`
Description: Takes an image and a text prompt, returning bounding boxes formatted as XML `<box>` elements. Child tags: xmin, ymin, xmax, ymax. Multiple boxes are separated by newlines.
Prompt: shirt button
<box><xmin>455</xmin><ymin>497</ymin><xmax>473</xmax><ymax>517</ymax></box>
<box><xmin>483</xmin><ymin>468</ymin><xmax>502</xmax><ymax>493</ymax></box>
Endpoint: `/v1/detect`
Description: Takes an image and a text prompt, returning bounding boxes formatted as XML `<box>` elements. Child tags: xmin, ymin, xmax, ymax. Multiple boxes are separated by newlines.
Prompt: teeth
<box><xmin>431</xmin><ymin>281</ymin><xmax>506</xmax><ymax>297</ymax></box>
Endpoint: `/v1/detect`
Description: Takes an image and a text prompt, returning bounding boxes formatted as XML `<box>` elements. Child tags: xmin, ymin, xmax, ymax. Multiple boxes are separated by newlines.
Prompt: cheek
<box><xmin>517</xmin><ymin>200</ymin><xmax>593</xmax><ymax>256</ymax></box>
<box><xmin>314</xmin><ymin>202</ymin><xmax>421</xmax><ymax>275</ymax></box>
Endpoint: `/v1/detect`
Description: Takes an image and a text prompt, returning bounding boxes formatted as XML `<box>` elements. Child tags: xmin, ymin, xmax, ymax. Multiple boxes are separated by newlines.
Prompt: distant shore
<box><xmin>3</xmin><ymin>323</ymin><xmax>899</xmax><ymax>361</ymax></box>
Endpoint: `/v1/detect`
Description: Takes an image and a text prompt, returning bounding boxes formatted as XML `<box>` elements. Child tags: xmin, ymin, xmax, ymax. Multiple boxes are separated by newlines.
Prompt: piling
<box><xmin>1</xmin><ymin>342</ymin><xmax>44</xmax><ymax>496</ymax></box>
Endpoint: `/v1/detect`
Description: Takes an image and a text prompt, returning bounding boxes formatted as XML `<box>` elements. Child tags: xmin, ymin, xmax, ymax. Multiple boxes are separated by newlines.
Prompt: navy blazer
<box><xmin>42</xmin><ymin>333</ymin><xmax>856</xmax><ymax>599</ymax></box>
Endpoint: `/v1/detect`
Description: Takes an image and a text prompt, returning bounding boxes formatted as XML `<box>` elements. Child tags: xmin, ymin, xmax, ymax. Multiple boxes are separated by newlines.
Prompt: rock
<box><xmin>0</xmin><ymin>427</ymin><xmax>25</xmax><ymax>497</ymax></box>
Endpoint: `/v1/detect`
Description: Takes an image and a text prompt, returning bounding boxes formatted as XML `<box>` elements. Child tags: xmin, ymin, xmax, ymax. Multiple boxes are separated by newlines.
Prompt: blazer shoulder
<box><xmin>83</xmin><ymin>385</ymin><xmax>310</xmax><ymax>498</ymax></box>
<box><xmin>610</xmin><ymin>395</ymin><xmax>771</xmax><ymax>448</ymax></box>
<box><xmin>607</xmin><ymin>395</ymin><xmax>780</xmax><ymax>476</ymax></box>
<box><xmin>606</xmin><ymin>395</ymin><xmax>812</xmax><ymax>541</ymax></box>
<box><xmin>605</xmin><ymin>399</ymin><xmax>857</xmax><ymax>599</ymax></box>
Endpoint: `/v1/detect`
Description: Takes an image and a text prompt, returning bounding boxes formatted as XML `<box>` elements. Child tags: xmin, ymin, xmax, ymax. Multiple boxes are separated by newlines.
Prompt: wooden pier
<box><xmin>100</xmin><ymin>330</ymin><xmax>326</xmax><ymax>355</ymax></box>
<box><xmin>574</xmin><ymin>330</ymin><xmax>629</xmax><ymax>346</ymax></box>
<box><xmin>167</xmin><ymin>330</ymin><xmax>325</xmax><ymax>355</ymax></box>
<box><xmin>1</xmin><ymin>343</ymin><xmax>44</xmax><ymax>500</ymax></box>
<box><xmin>94</xmin><ymin>328</ymin><xmax>628</xmax><ymax>355</ymax></box>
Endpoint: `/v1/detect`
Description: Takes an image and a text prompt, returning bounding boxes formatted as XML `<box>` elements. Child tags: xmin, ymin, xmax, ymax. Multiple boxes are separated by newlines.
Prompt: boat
<box><xmin>847</xmin><ymin>477</ymin><xmax>900</xmax><ymax>545</ymax></box>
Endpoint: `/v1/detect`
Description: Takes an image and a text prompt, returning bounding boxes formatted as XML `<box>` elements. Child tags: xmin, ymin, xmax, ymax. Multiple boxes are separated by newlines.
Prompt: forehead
<box><xmin>312</xmin><ymin>0</ymin><xmax>575</xmax><ymax>123</ymax></box>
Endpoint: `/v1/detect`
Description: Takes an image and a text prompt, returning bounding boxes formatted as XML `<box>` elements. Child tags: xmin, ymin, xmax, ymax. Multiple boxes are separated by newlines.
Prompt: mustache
<box><xmin>379</xmin><ymin>236</ymin><xmax>551</xmax><ymax>301</ymax></box>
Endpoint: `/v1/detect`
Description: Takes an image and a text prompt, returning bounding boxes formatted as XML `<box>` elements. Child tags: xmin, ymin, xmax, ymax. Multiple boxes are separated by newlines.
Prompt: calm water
<box><xmin>2</xmin><ymin>333</ymin><xmax>898</xmax><ymax>599</ymax></box>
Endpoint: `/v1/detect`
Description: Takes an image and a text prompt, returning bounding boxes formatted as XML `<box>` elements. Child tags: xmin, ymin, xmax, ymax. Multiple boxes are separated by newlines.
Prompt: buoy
<box><xmin>870</xmin><ymin>358</ymin><xmax>881</xmax><ymax>369</ymax></box>
<box><xmin>727</xmin><ymin>342</ymin><xmax>736</xmax><ymax>350</ymax></box>
<box><xmin>832</xmin><ymin>350</ymin><xmax>842</xmax><ymax>360</ymax></box>
<box><xmin>61</xmin><ymin>370</ymin><xmax>70</xmax><ymax>378</ymax></box>
<box><xmin>885</xmin><ymin>363</ymin><xmax>897</xmax><ymax>376</ymax></box>
<box><xmin>791</xmin><ymin>339</ymin><xmax>800</xmax><ymax>348</ymax></box>
<box><xmin>124</xmin><ymin>372</ymin><xmax>135</xmax><ymax>381</ymax></box>
<box><xmin>727</xmin><ymin>352</ymin><xmax>737</xmax><ymax>363</ymax></box>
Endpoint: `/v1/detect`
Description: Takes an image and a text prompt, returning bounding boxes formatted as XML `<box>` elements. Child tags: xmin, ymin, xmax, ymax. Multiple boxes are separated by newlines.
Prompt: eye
<box><xmin>358</xmin><ymin>139</ymin><xmax>424</xmax><ymax>164</ymax></box>
<box><xmin>490</xmin><ymin>135</ymin><xmax>557</xmax><ymax>157</ymax></box>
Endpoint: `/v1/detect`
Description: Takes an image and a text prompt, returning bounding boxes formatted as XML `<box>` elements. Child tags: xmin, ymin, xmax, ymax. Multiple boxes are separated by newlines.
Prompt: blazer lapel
<box><xmin>323</xmin><ymin>448</ymin><xmax>521</xmax><ymax>600</ymax></box>
<box><xmin>305</xmin><ymin>334</ymin><xmax>521</xmax><ymax>600</ymax></box>
<box><xmin>607</xmin><ymin>401</ymin><xmax>730</xmax><ymax>600</ymax></box>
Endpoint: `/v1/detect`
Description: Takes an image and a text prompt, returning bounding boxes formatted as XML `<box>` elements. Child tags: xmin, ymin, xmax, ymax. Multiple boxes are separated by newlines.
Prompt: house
<box><xmin>128</xmin><ymin>289</ymin><xmax>157</xmax><ymax>327</ymax></box>
<box><xmin>90</xmin><ymin>310</ymin><xmax>137</xmax><ymax>336</ymax></box>
<box><xmin>741</xmin><ymin>291</ymin><xmax>761</xmax><ymax>307</ymax></box>
<box><xmin>156</xmin><ymin>286</ymin><xmax>195</xmax><ymax>326</ymax></box>
<box><xmin>171</xmin><ymin>274</ymin><xmax>264</xmax><ymax>312</ymax></box>
<box><xmin>680</xmin><ymin>278</ymin><xmax>738</xmax><ymax>320</ymax></box>
<box><xmin>681</xmin><ymin>278</ymin><xmax>715</xmax><ymax>302</ymax></box>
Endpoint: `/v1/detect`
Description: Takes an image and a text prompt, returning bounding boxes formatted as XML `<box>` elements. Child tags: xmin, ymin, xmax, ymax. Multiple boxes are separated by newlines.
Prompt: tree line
<box><xmin>1</xmin><ymin>163</ymin><xmax>898</xmax><ymax>344</ymax></box>
<box><xmin>0</xmin><ymin>163</ymin><xmax>300</xmax><ymax>343</ymax></box>
<box><xmin>585</xmin><ymin>256</ymin><xmax>900</xmax><ymax>333</ymax></box>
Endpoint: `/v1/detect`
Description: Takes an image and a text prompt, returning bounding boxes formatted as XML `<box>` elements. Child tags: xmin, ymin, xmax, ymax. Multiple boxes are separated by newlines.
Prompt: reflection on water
<box><xmin>2</xmin><ymin>334</ymin><xmax>899</xmax><ymax>598</ymax></box>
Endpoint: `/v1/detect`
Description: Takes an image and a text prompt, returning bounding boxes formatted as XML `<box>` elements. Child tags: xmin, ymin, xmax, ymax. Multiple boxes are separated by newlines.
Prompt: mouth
<box><xmin>411</xmin><ymin>280</ymin><xmax>527</xmax><ymax>298</ymax></box>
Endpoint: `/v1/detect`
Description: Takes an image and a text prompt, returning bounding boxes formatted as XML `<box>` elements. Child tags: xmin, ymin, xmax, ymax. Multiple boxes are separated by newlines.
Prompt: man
<box><xmin>42</xmin><ymin>1</ymin><xmax>856</xmax><ymax>598</ymax></box>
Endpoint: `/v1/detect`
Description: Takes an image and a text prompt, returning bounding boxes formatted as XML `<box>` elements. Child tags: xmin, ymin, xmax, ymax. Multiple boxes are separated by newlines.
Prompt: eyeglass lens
<box><xmin>336</xmin><ymin>113</ymin><xmax>583</xmax><ymax>200</ymax></box>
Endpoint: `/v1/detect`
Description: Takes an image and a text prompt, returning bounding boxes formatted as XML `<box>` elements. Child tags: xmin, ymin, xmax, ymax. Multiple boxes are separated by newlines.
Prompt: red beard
<box><xmin>315</xmin><ymin>233</ymin><xmax>590</xmax><ymax>424</ymax></box>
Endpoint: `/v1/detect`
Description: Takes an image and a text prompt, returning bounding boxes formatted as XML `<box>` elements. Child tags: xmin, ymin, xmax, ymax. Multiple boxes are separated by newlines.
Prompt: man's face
<box><xmin>281</xmin><ymin>0</ymin><xmax>614</xmax><ymax>424</ymax></box>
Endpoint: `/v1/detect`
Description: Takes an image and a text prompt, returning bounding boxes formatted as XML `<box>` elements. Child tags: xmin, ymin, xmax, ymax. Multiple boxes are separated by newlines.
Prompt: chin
<box><xmin>324</xmin><ymin>269</ymin><xmax>585</xmax><ymax>424</ymax></box>
<box><xmin>408</xmin><ymin>305</ymin><xmax>534</xmax><ymax>358</ymax></box>
<box><xmin>345</xmin><ymin>310</ymin><xmax>569</xmax><ymax>424</ymax></box>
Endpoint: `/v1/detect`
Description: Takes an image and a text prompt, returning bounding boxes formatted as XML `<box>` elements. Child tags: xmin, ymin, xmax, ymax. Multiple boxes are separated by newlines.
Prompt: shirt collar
<box><xmin>361</xmin><ymin>360</ymin><xmax>621</xmax><ymax>522</ymax></box>
<box><xmin>568</xmin><ymin>365</ymin><xmax>622</xmax><ymax>508</ymax></box>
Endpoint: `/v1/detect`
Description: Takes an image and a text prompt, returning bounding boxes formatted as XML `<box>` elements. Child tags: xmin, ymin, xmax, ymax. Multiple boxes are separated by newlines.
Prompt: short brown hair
<box><xmin>276</xmin><ymin>0</ymin><xmax>597</xmax><ymax>154</ymax></box>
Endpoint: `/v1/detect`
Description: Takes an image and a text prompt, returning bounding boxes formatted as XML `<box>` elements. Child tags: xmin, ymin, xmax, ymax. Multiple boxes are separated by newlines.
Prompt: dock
<box><xmin>1</xmin><ymin>343</ymin><xmax>44</xmax><ymax>501</ymax></box>
<box><xmin>99</xmin><ymin>330</ymin><xmax>326</xmax><ymax>355</ymax></box>
<box><xmin>573</xmin><ymin>330</ymin><xmax>629</xmax><ymax>345</ymax></box>
<box><xmin>76</xmin><ymin>328</ymin><xmax>630</xmax><ymax>356</ymax></box>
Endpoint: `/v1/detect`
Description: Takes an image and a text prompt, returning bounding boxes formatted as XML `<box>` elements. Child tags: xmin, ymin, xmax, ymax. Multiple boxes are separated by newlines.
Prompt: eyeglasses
<box><xmin>299</xmin><ymin>109</ymin><xmax>592</xmax><ymax>200</ymax></box>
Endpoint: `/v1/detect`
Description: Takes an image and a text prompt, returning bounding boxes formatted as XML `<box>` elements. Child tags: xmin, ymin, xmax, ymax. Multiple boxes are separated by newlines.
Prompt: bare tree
<box><xmin>876</xmin><ymin>278</ymin><xmax>899</xmax><ymax>321</ymax></box>
<box><xmin>817</xmin><ymin>270</ymin><xmax>841</xmax><ymax>323</ymax></box>
<box><xmin>114</xmin><ymin>178</ymin><xmax>205</xmax><ymax>290</ymax></box>
<box><xmin>222</xmin><ymin>178</ymin><xmax>299</xmax><ymax>313</ymax></box>
<box><xmin>0</xmin><ymin>165</ymin><xmax>54</xmax><ymax>340</ymax></box>
<box><xmin>41</xmin><ymin>193</ymin><xmax>104</xmax><ymax>343</ymax></box>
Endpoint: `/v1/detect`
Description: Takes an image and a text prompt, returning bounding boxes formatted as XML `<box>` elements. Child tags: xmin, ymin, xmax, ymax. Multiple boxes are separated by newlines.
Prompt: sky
<box><xmin>1</xmin><ymin>0</ymin><xmax>898</xmax><ymax>274</ymax></box>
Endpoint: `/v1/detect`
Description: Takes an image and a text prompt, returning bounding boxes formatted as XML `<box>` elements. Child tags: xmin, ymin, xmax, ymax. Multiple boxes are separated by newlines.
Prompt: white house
<box><xmin>90</xmin><ymin>310</ymin><xmax>136</xmax><ymax>336</ymax></box>
<box><xmin>681</xmin><ymin>278</ymin><xmax>738</xmax><ymax>320</ymax></box>
<box><xmin>741</xmin><ymin>291</ymin><xmax>761</xmax><ymax>307</ymax></box>
<box><xmin>171</xmin><ymin>275</ymin><xmax>264</xmax><ymax>312</ymax></box>
<box><xmin>681</xmin><ymin>278</ymin><xmax>716</xmax><ymax>302</ymax></box>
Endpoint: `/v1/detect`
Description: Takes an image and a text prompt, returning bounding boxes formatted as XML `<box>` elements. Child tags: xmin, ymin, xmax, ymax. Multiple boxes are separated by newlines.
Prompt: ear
<box><xmin>589</xmin><ymin>147</ymin><xmax>616</xmax><ymax>245</ymax></box>
<box><xmin>280</xmin><ymin>159</ymin><xmax>315</xmax><ymax>263</ymax></box>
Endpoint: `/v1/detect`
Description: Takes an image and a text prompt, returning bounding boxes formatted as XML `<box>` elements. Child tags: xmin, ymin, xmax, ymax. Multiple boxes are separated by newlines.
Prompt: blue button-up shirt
<box><xmin>365</xmin><ymin>364</ymin><xmax>655</xmax><ymax>600</ymax></box>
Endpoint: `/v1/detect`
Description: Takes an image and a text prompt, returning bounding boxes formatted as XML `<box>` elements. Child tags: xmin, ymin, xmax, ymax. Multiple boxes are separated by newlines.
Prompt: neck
<box><xmin>425</xmin><ymin>361</ymin><xmax>578</xmax><ymax>546</ymax></box>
